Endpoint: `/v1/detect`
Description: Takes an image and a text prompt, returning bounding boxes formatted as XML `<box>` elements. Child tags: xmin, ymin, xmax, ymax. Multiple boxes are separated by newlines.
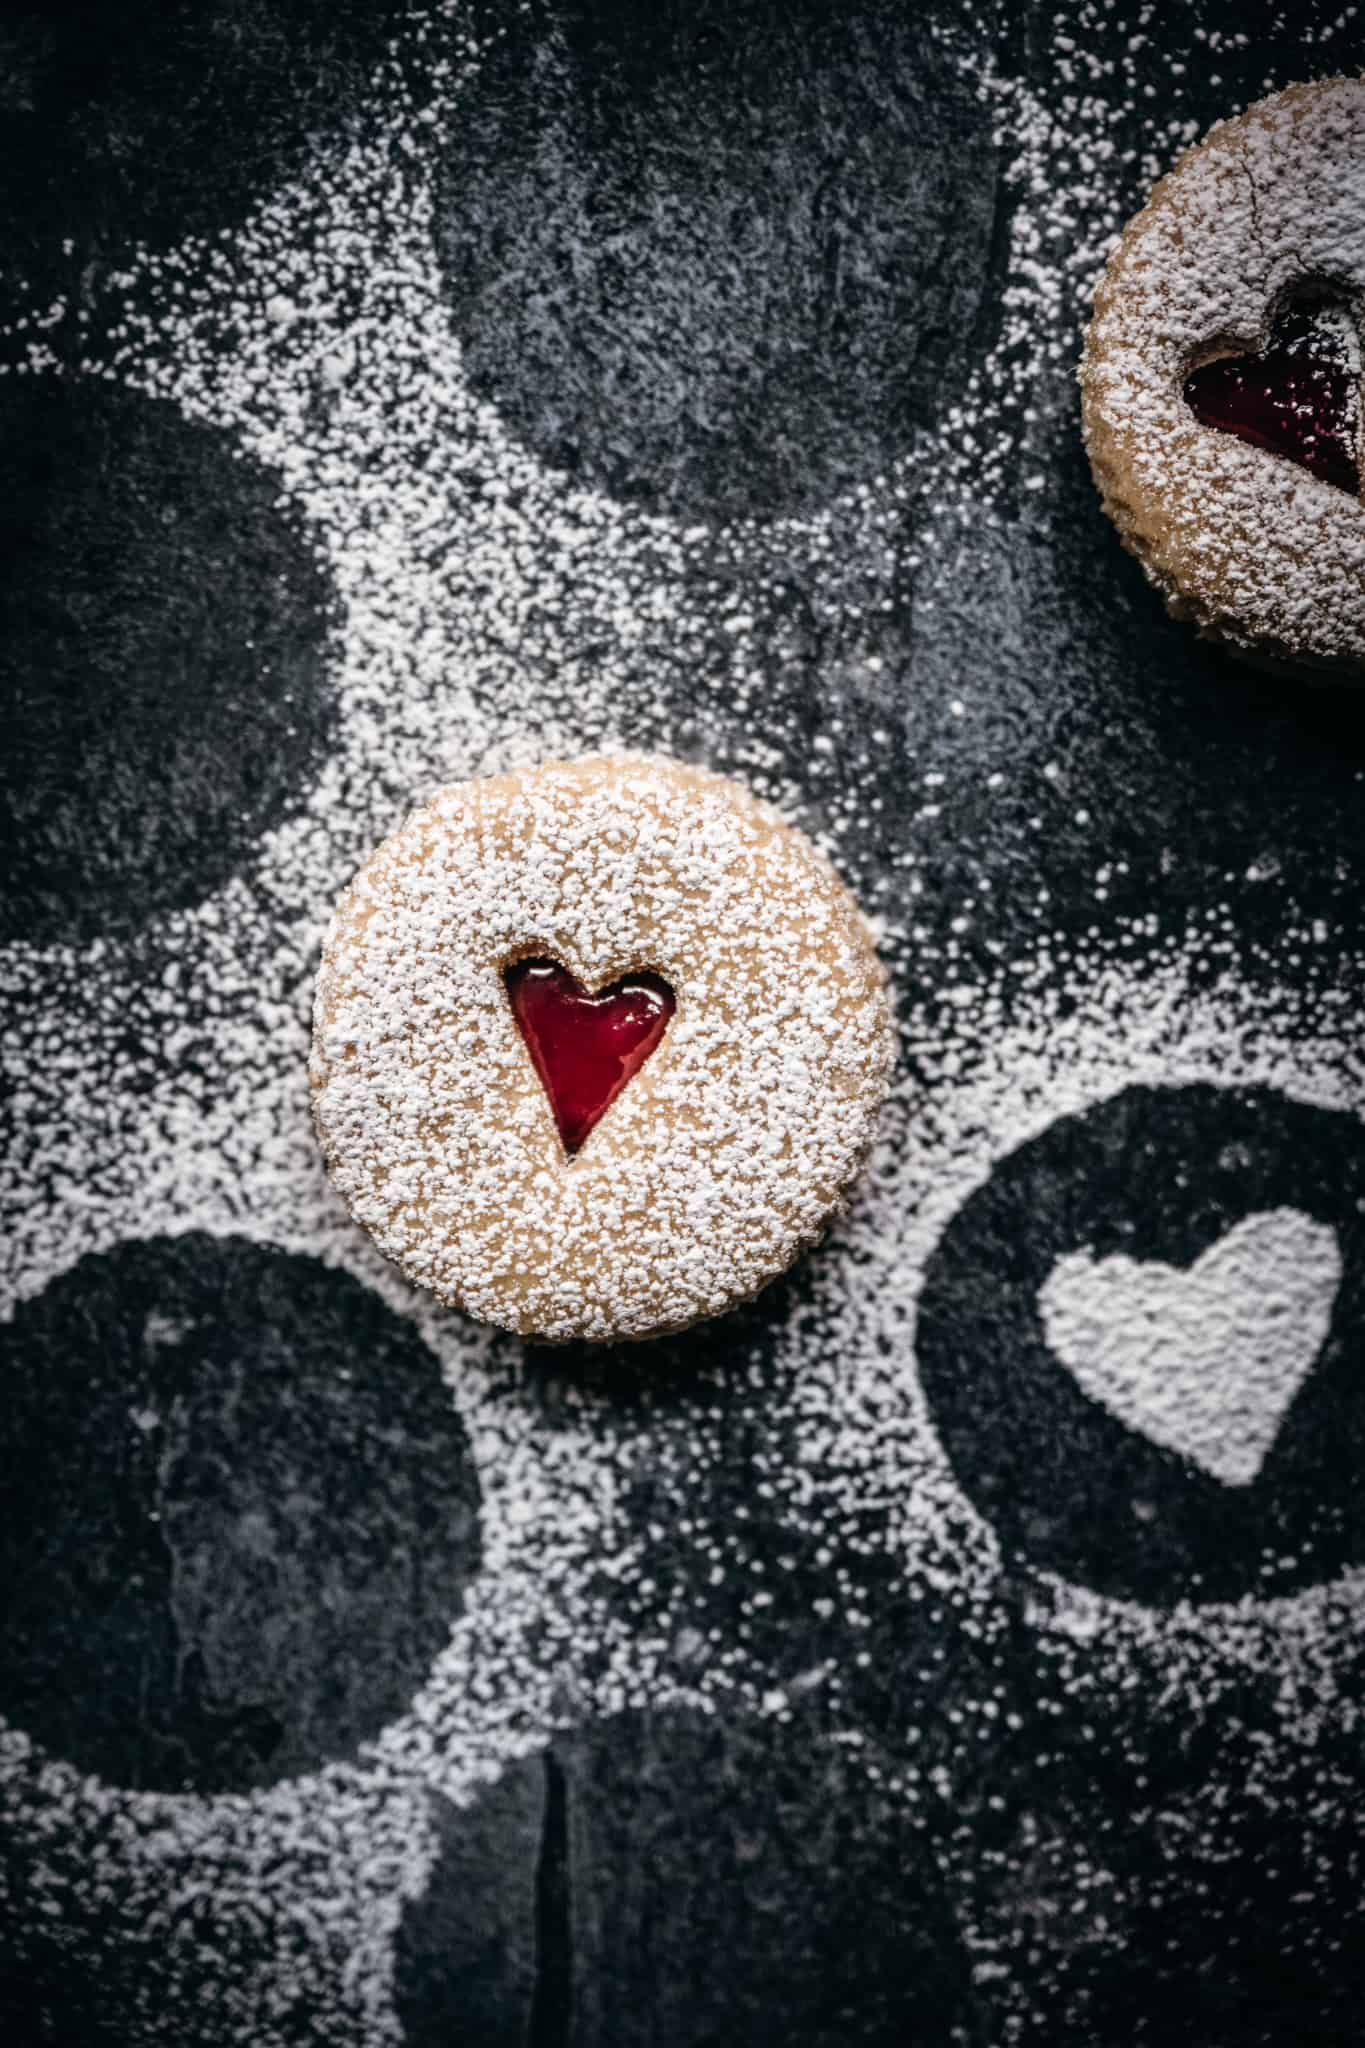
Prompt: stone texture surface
<box><xmin>0</xmin><ymin>1236</ymin><xmax>483</xmax><ymax>1793</ymax></box>
<box><xmin>4</xmin><ymin>2</ymin><xmax>1365</xmax><ymax>2045</ymax></box>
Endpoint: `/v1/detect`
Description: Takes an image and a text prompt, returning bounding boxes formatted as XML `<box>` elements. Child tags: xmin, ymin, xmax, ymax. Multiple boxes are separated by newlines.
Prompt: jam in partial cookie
<box><xmin>1184</xmin><ymin>295</ymin><xmax>1360</xmax><ymax>495</ymax></box>
<box><xmin>1083</xmin><ymin>81</ymin><xmax>1365</xmax><ymax>673</ymax></box>
<box><xmin>505</xmin><ymin>957</ymin><xmax>674</xmax><ymax>1153</ymax></box>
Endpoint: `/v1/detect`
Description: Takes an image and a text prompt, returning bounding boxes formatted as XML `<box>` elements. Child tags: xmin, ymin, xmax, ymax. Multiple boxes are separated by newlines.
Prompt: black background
<box><xmin>4</xmin><ymin>2</ymin><xmax>1365</xmax><ymax>2044</ymax></box>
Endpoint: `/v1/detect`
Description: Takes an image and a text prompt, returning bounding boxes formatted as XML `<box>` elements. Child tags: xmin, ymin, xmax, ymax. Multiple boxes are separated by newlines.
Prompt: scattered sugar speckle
<box><xmin>3</xmin><ymin>1</ymin><xmax>1365</xmax><ymax>2039</ymax></box>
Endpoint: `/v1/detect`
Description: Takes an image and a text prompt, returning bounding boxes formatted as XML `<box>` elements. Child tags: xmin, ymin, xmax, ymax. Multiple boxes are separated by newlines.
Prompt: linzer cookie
<box><xmin>1081</xmin><ymin>77</ymin><xmax>1365</xmax><ymax>674</ymax></box>
<box><xmin>311</xmin><ymin>754</ymin><xmax>893</xmax><ymax>1342</ymax></box>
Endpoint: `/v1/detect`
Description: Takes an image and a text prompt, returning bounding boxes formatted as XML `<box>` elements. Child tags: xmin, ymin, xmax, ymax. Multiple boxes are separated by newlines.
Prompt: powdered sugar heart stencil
<box><xmin>1039</xmin><ymin>1210</ymin><xmax>1342</xmax><ymax>1487</ymax></box>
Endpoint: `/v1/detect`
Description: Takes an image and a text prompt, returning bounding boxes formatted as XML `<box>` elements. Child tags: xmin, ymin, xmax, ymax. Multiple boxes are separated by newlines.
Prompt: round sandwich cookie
<box><xmin>1081</xmin><ymin>76</ymin><xmax>1365</xmax><ymax>675</ymax></box>
<box><xmin>311</xmin><ymin>754</ymin><xmax>894</xmax><ymax>1343</ymax></box>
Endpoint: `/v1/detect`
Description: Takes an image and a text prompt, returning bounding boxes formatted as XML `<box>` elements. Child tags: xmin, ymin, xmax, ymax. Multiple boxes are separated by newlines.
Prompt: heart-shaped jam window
<box><xmin>505</xmin><ymin>957</ymin><xmax>675</xmax><ymax>1154</ymax></box>
<box><xmin>1184</xmin><ymin>294</ymin><xmax>1360</xmax><ymax>495</ymax></box>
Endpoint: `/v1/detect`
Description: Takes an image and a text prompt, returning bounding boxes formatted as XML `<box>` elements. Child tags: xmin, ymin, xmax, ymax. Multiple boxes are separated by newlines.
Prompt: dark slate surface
<box><xmin>4</xmin><ymin>1</ymin><xmax>1365</xmax><ymax>2044</ymax></box>
<box><xmin>0</xmin><ymin>380</ymin><xmax>339</xmax><ymax>946</ymax></box>
<box><xmin>436</xmin><ymin>0</ymin><xmax>1003</xmax><ymax>523</ymax></box>
<box><xmin>918</xmin><ymin>1084</ymin><xmax>1365</xmax><ymax>1605</ymax></box>
<box><xmin>0</xmin><ymin>0</ymin><xmax>397</xmax><ymax>297</ymax></box>
<box><xmin>396</xmin><ymin>1709</ymin><xmax>974</xmax><ymax>2048</ymax></box>
<box><xmin>0</xmin><ymin>1235</ymin><xmax>482</xmax><ymax>1793</ymax></box>
<box><xmin>394</xmin><ymin>1765</ymin><xmax>546</xmax><ymax>2048</ymax></box>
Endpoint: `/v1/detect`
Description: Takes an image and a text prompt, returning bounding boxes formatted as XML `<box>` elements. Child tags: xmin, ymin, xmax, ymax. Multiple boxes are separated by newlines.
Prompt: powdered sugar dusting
<box><xmin>3</xmin><ymin>0</ymin><xmax>1365</xmax><ymax>2038</ymax></box>
<box><xmin>1040</xmin><ymin>1208</ymin><xmax>1340</xmax><ymax>1485</ymax></box>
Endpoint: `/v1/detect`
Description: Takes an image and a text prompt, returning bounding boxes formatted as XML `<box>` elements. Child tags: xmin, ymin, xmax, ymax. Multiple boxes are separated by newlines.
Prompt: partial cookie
<box><xmin>311</xmin><ymin>754</ymin><xmax>894</xmax><ymax>1343</ymax></box>
<box><xmin>1081</xmin><ymin>76</ymin><xmax>1365</xmax><ymax>674</ymax></box>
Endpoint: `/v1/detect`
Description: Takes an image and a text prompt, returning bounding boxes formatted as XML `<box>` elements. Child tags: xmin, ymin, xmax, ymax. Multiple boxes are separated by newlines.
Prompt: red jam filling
<box><xmin>1184</xmin><ymin>297</ymin><xmax>1360</xmax><ymax>495</ymax></box>
<box><xmin>504</xmin><ymin>957</ymin><xmax>675</xmax><ymax>1154</ymax></box>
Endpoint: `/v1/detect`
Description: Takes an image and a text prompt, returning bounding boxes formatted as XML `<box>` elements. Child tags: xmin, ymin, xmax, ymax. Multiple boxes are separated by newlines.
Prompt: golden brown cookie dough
<box><xmin>311</xmin><ymin>753</ymin><xmax>894</xmax><ymax>1343</ymax></box>
<box><xmin>1081</xmin><ymin>77</ymin><xmax>1365</xmax><ymax>674</ymax></box>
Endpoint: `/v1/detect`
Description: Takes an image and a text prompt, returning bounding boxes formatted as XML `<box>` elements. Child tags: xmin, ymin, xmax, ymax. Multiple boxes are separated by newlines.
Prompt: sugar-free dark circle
<box><xmin>0</xmin><ymin>378</ymin><xmax>337</xmax><ymax>947</ymax></box>
<box><xmin>396</xmin><ymin>1709</ymin><xmax>972</xmax><ymax>2047</ymax></box>
<box><xmin>435</xmin><ymin>0</ymin><xmax>1000</xmax><ymax>522</ymax></box>
<box><xmin>916</xmin><ymin>1085</ymin><xmax>1365</xmax><ymax>1607</ymax></box>
<box><xmin>0</xmin><ymin>0</ymin><xmax>398</xmax><ymax>291</ymax></box>
<box><xmin>0</xmin><ymin>1235</ymin><xmax>482</xmax><ymax>1794</ymax></box>
<box><xmin>394</xmin><ymin>1769</ymin><xmax>546</xmax><ymax>2048</ymax></box>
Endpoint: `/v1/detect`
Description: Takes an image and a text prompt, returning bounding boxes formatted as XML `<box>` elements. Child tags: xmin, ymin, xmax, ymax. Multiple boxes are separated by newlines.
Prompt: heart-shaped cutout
<box><xmin>1038</xmin><ymin>1208</ymin><xmax>1341</xmax><ymax>1487</ymax></box>
<box><xmin>505</xmin><ymin>956</ymin><xmax>675</xmax><ymax>1154</ymax></box>
<box><xmin>1184</xmin><ymin>293</ymin><xmax>1360</xmax><ymax>494</ymax></box>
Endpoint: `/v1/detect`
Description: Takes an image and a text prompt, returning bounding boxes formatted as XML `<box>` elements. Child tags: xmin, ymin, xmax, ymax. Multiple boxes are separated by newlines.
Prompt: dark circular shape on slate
<box><xmin>0</xmin><ymin>377</ymin><xmax>337</xmax><ymax>946</ymax></box>
<box><xmin>396</xmin><ymin>1708</ymin><xmax>973</xmax><ymax>2046</ymax></box>
<box><xmin>0</xmin><ymin>0</ymin><xmax>401</xmax><ymax>289</ymax></box>
<box><xmin>394</xmin><ymin>1767</ymin><xmax>546</xmax><ymax>2048</ymax></box>
<box><xmin>917</xmin><ymin>1084</ymin><xmax>1365</xmax><ymax>1607</ymax></box>
<box><xmin>0</xmin><ymin>1234</ymin><xmax>482</xmax><ymax>1793</ymax></box>
<box><xmin>435</xmin><ymin>0</ymin><xmax>1002</xmax><ymax>522</ymax></box>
